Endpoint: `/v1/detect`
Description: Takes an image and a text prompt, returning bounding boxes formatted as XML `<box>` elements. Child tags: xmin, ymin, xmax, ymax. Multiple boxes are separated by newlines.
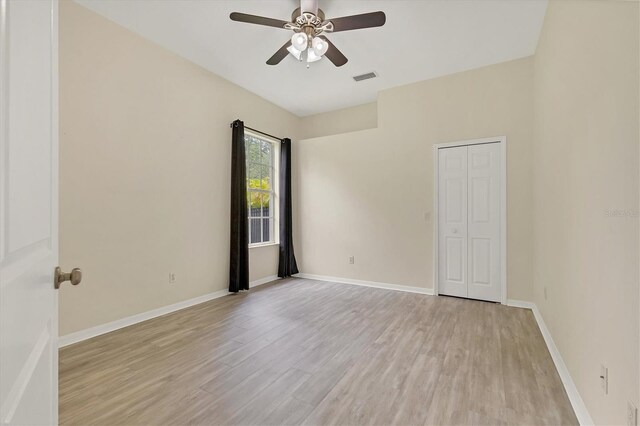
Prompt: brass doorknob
<box><xmin>54</xmin><ymin>267</ymin><xmax>82</xmax><ymax>289</ymax></box>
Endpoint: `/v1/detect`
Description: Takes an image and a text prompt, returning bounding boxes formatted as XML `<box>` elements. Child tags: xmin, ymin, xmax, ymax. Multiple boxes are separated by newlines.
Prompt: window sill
<box><xmin>249</xmin><ymin>242</ymin><xmax>279</xmax><ymax>249</ymax></box>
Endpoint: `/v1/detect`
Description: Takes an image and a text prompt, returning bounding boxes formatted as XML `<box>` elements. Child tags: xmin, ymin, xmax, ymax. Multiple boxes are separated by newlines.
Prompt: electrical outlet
<box><xmin>544</xmin><ymin>287</ymin><xmax>548</xmax><ymax>300</ymax></box>
<box><xmin>600</xmin><ymin>365</ymin><xmax>608</xmax><ymax>395</ymax></box>
<box><xmin>169</xmin><ymin>273</ymin><xmax>176</xmax><ymax>284</ymax></box>
<box><xmin>349</xmin><ymin>256</ymin><xmax>355</xmax><ymax>265</ymax></box>
<box><xmin>628</xmin><ymin>402</ymin><xmax>638</xmax><ymax>426</ymax></box>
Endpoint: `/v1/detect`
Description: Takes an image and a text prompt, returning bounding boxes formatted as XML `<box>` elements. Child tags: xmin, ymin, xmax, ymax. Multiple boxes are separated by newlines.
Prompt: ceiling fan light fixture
<box><xmin>312</xmin><ymin>37</ymin><xmax>328</xmax><ymax>56</ymax></box>
<box><xmin>307</xmin><ymin>49</ymin><xmax>322</xmax><ymax>62</ymax></box>
<box><xmin>230</xmin><ymin>4</ymin><xmax>385</xmax><ymax>67</ymax></box>
<box><xmin>287</xmin><ymin>45</ymin><xmax>322</xmax><ymax>63</ymax></box>
<box><xmin>291</xmin><ymin>32</ymin><xmax>308</xmax><ymax>51</ymax></box>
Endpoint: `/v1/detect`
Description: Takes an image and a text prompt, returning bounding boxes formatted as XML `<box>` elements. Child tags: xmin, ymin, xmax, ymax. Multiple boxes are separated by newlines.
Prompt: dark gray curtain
<box><xmin>278</xmin><ymin>138</ymin><xmax>299</xmax><ymax>277</ymax></box>
<box><xmin>229</xmin><ymin>120</ymin><xmax>249</xmax><ymax>292</ymax></box>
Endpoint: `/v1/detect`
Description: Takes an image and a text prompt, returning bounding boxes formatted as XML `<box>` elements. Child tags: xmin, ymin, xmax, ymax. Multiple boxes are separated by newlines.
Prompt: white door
<box><xmin>1</xmin><ymin>1</ymin><xmax>59</xmax><ymax>425</ymax></box>
<box><xmin>437</xmin><ymin>146</ymin><xmax>468</xmax><ymax>298</ymax></box>
<box><xmin>438</xmin><ymin>142</ymin><xmax>502</xmax><ymax>302</ymax></box>
<box><xmin>466</xmin><ymin>143</ymin><xmax>501</xmax><ymax>302</ymax></box>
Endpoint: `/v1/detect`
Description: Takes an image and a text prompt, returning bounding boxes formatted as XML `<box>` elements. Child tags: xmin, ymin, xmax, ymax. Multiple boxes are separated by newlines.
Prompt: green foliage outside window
<box><xmin>248</xmin><ymin>179</ymin><xmax>271</xmax><ymax>208</ymax></box>
<box><xmin>246</xmin><ymin>134</ymin><xmax>273</xmax><ymax>210</ymax></box>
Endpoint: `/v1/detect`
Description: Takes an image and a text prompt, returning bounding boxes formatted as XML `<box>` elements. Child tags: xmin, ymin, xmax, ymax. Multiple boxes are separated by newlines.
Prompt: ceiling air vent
<box><xmin>353</xmin><ymin>72</ymin><xmax>377</xmax><ymax>82</ymax></box>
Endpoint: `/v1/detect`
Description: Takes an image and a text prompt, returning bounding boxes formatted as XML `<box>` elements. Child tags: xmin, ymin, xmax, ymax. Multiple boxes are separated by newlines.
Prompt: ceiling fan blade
<box><xmin>230</xmin><ymin>12</ymin><xmax>290</xmax><ymax>29</ymax></box>
<box><xmin>267</xmin><ymin>40</ymin><xmax>293</xmax><ymax>65</ymax></box>
<box><xmin>327</xmin><ymin>11</ymin><xmax>386</xmax><ymax>32</ymax></box>
<box><xmin>318</xmin><ymin>36</ymin><xmax>348</xmax><ymax>67</ymax></box>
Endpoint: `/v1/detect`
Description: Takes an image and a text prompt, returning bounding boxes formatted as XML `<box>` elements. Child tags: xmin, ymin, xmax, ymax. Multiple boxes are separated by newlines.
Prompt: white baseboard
<box><xmin>297</xmin><ymin>273</ymin><xmax>434</xmax><ymax>295</ymax></box>
<box><xmin>506</xmin><ymin>299</ymin><xmax>536</xmax><ymax>309</ymax></box>
<box><xmin>507</xmin><ymin>300</ymin><xmax>594</xmax><ymax>426</ymax></box>
<box><xmin>58</xmin><ymin>275</ymin><xmax>281</xmax><ymax>348</ymax></box>
<box><xmin>250</xmin><ymin>275</ymin><xmax>279</xmax><ymax>287</ymax></box>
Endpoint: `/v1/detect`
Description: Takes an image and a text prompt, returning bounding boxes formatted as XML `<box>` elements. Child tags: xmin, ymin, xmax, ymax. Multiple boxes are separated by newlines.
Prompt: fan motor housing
<box><xmin>291</xmin><ymin>8</ymin><xmax>325</xmax><ymax>23</ymax></box>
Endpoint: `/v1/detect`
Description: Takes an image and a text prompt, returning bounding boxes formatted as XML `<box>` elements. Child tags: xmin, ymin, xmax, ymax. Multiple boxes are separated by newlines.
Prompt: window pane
<box><xmin>261</xmin><ymin>165</ymin><xmax>271</xmax><ymax>191</ymax></box>
<box><xmin>260</xmin><ymin>141</ymin><xmax>272</xmax><ymax>166</ymax></box>
<box><xmin>250</xmin><ymin>218</ymin><xmax>261</xmax><ymax>244</ymax></box>
<box><xmin>246</xmin><ymin>136</ymin><xmax>261</xmax><ymax>164</ymax></box>
<box><xmin>262</xmin><ymin>218</ymin><xmax>270</xmax><ymax>242</ymax></box>
<box><xmin>262</xmin><ymin>192</ymin><xmax>271</xmax><ymax>217</ymax></box>
<box><xmin>249</xmin><ymin>192</ymin><xmax>262</xmax><ymax>217</ymax></box>
<box><xmin>247</xmin><ymin>162</ymin><xmax>261</xmax><ymax>189</ymax></box>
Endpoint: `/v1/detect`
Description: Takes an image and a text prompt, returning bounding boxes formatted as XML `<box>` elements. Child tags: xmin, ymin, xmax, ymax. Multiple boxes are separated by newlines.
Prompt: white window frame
<box><xmin>245</xmin><ymin>130</ymin><xmax>280</xmax><ymax>248</ymax></box>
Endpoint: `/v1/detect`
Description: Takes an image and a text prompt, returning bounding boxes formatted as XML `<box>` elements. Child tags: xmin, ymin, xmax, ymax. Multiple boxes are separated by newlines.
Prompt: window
<box><xmin>245</xmin><ymin>131</ymin><xmax>278</xmax><ymax>246</ymax></box>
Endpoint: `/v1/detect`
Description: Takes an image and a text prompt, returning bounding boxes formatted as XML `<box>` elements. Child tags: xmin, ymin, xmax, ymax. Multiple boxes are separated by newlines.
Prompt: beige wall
<box><xmin>532</xmin><ymin>0</ymin><xmax>639</xmax><ymax>424</ymax></box>
<box><xmin>298</xmin><ymin>102</ymin><xmax>377</xmax><ymax>140</ymax></box>
<box><xmin>295</xmin><ymin>57</ymin><xmax>534</xmax><ymax>300</ymax></box>
<box><xmin>59</xmin><ymin>1</ymin><xmax>298</xmax><ymax>336</ymax></box>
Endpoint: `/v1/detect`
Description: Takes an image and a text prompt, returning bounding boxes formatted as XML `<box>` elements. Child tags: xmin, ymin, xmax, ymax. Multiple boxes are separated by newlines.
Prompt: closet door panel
<box><xmin>466</xmin><ymin>143</ymin><xmax>501</xmax><ymax>302</ymax></box>
<box><xmin>438</xmin><ymin>146</ymin><xmax>468</xmax><ymax>298</ymax></box>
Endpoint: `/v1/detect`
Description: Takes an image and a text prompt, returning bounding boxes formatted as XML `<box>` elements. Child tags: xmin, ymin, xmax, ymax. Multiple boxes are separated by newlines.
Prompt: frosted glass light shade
<box><xmin>291</xmin><ymin>33</ymin><xmax>308</xmax><ymax>51</ymax></box>
<box><xmin>287</xmin><ymin>45</ymin><xmax>322</xmax><ymax>63</ymax></box>
<box><xmin>312</xmin><ymin>37</ymin><xmax>328</xmax><ymax>56</ymax></box>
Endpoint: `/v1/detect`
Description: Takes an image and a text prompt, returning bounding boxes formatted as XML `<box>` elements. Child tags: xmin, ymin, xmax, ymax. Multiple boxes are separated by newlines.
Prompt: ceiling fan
<box><xmin>230</xmin><ymin>0</ymin><xmax>386</xmax><ymax>67</ymax></box>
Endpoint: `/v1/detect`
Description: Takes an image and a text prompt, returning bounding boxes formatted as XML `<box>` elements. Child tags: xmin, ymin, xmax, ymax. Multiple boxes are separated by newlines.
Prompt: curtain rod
<box><xmin>230</xmin><ymin>120</ymin><xmax>283</xmax><ymax>142</ymax></box>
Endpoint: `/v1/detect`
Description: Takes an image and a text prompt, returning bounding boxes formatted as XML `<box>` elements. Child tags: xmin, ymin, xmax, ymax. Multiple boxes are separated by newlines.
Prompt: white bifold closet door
<box><xmin>438</xmin><ymin>143</ymin><xmax>501</xmax><ymax>302</ymax></box>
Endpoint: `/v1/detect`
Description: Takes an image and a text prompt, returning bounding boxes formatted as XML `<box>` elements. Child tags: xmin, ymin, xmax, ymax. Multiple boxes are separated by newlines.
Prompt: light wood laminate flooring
<box><xmin>59</xmin><ymin>278</ymin><xmax>578</xmax><ymax>425</ymax></box>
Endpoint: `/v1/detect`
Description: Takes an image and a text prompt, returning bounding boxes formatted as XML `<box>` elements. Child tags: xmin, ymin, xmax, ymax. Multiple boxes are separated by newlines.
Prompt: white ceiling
<box><xmin>75</xmin><ymin>0</ymin><xmax>548</xmax><ymax>116</ymax></box>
